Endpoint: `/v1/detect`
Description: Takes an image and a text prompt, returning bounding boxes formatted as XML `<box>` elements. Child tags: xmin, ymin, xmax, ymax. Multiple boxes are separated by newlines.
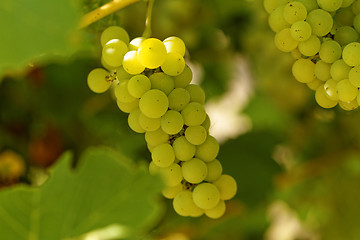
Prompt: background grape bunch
<box><xmin>87</xmin><ymin>26</ymin><xmax>237</xmax><ymax>219</ymax></box>
<box><xmin>265</xmin><ymin>0</ymin><xmax>360</xmax><ymax>110</ymax></box>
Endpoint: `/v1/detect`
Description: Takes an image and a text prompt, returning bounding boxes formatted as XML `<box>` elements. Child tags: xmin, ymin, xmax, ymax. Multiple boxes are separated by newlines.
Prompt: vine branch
<box><xmin>142</xmin><ymin>0</ymin><xmax>155</xmax><ymax>38</ymax></box>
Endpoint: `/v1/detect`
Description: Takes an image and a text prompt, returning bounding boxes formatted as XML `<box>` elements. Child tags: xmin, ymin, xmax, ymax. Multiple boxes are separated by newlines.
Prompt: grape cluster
<box><xmin>265</xmin><ymin>0</ymin><xmax>360</xmax><ymax>110</ymax></box>
<box><xmin>87</xmin><ymin>26</ymin><xmax>237</xmax><ymax>219</ymax></box>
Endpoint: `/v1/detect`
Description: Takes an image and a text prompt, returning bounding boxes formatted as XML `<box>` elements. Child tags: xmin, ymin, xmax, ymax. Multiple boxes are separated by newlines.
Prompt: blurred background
<box><xmin>1</xmin><ymin>0</ymin><xmax>360</xmax><ymax>239</ymax></box>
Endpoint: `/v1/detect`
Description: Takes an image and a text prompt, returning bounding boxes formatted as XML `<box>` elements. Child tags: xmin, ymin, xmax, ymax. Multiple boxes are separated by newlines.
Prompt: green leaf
<box><xmin>0</xmin><ymin>0</ymin><xmax>80</xmax><ymax>73</ymax></box>
<box><xmin>0</xmin><ymin>147</ymin><xmax>163</xmax><ymax>240</ymax></box>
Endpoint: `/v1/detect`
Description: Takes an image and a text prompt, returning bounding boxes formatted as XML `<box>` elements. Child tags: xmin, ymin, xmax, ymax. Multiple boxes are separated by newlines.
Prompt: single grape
<box><xmin>168</xmin><ymin>88</ymin><xmax>191</xmax><ymax>111</ymax></box>
<box><xmin>295</xmin><ymin>0</ymin><xmax>319</xmax><ymax>11</ymax></box>
<box><xmin>116</xmin><ymin>98</ymin><xmax>139</xmax><ymax>113</ymax></box>
<box><xmin>149</xmin><ymin>72</ymin><xmax>175</xmax><ymax>95</ymax></box>
<box><xmin>192</xmin><ymin>183</ymin><xmax>220</xmax><ymax>210</ymax></box>
<box><xmin>202</xmin><ymin>114</ymin><xmax>211</xmax><ymax>132</ymax></box>
<box><xmin>102</xmin><ymin>39</ymin><xmax>128</xmax><ymax>67</ymax></box>
<box><xmin>172</xmin><ymin>136</ymin><xmax>196</xmax><ymax>161</ymax></box>
<box><xmin>283</xmin><ymin>2</ymin><xmax>307</xmax><ymax>24</ymax></box>
<box><xmin>87</xmin><ymin>68</ymin><xmax>111</xmax><ymax>93</ymax></box>
<box><xmin>162</xmin><ymin>184</ymin><xmax>183</xmax><ymax>199</ymax></box>
<box><xmin>139</xmin><ymin>89</ymin><xmax>169</xmax><ymax>118</ymax></box>
<box><xmin>354</xmin><ymin>13</ymin><xmax>360</xmax><ymax>33</ymax></box>
<box><xmin>336</xmin><ymin>79</ymin><xmax>358</xmax><ymax>102</ymax></box>
<box><xmin>100</xmin><ymin>26</ymin><xmax>130</xmax><ymax>46</ymax></box>
<box><xmin>274</xmin><ymin>28</ymin><xmax>299</xmax><ymax>52</ymax></box>
<box><xmin>128</xmin><ymin>108</ymin><xmax>145</xmax><ymax>133</ymax></box>
<box><xmin>161</xmin><ymin>110</ymin><xmax>184</xmax><ymax>135</ymax></box>
<box><xmin>161</xmin><ymin>52</ymin><xmax>186</xmax><ymax>76</ymax></box>
<box><xmin>115</xmin><ymin>80</ymin><xmax>136</xmax><ymax>103</ymax></box>
<box><xmin>298</xmin><ymin>34</ymin><xmax>321</xmax><ymax>56</ymax></box>
<box><xmin>317</xmin><ymin>0</ymin><xmax>343</xmax><ymax>11</ymax></box>
<box><xmin>268</xmin><ymin>5</ymin><xmax>291</xmax><ymax>32</ymax></box>
<box><xmin>330</xmin><ymin>60</ymin><xmax>351</xmax><ymax>81</ymax></box>
<box><xmin>342</xmin><ymin>42</ymin><xmax>360</xmax><ymax>66</ymax></box>
<box><xmin>292</xmin><ymin>58</ymin><xmax>316</xmax><ymax>83</ymax></box>
<box><xmin>205</xmin><ymin>159</ymin><xmax>223</xmax><ymax>182</ymax></box>
<box><xmin>160</xmin><ymin>163</ymin><xmax>183</xmax><ymax>187</ymax></box>
<box><xmin>145</xmin><ymin>128</ymin><xmax>169</xmax><ymax>146</ymax></box>
<box><xmin>163</xmin><ymin>36</ymin><xmax>186</xmax><ymax>56</ymax></box>
<box><xmin>341</xmin><ymin>0</ymin><xmax>354</xmax><ymax>7</ymax></box>
<box><xmin>306</xmin><ymin>9</ymin><xmax>333</xmax><ymax>36</ymax></box>
<box><xmin>185</xmin><ymin>84</ymin><xmax>206</xmax><ymax>105</ymax></box>
<box><xmin>181</xmin><ymin>102</ymin><xmax>206</xmax><ymax>126</ymax></box>
<box><xmin>139</xmin><ymin>113</ymin><xmax>161</xmax><ymax>132</ymax></box>
<box><xmin>185</xmin><ymin>125</ymin><xmax>207</xmax><ymax>145</ymax></box>
<box><xmin>195</xmin><ymin>135</ymin><xmax>220</xmax><ymax>162</ymax></box>
<box><xmin>173</xmin><ymin>190</ymin><xmax>204</xmax><ymax>217</ymax></box>
<box><xmin>349</xmin><ymin>66</ymin><xmax>360</xmax><ymax>87</ymax></box>
<box><xmin>128</xmin><ymin>74</ymin><xmax>151</xmax><ymax>98</ymax></box>
<box><xmin>339</xmin><ymin>99</ymin><xmax>359</xmax><ymax>111</ymax></box>
<box><xmin>174</xmin><ymin>64</ymin><xmax>193</xmax><ymax>88</ymax></box>
<box><xmin>151</xmin><ymin>143</ymin><xmax>175</xmax><ymax>168</ymax></box>
<box><xmin>116</xmin><ymin>66</ymin><xmax>133</xmax><ymax>81</ymax></box>
<box><xmin>335</xmin><ymin>7</ymin><xmax>355</xmax><ymax>26</ymax></box>
<box><xmin>122</xmin><ymin>50</ymin><xmax>146</xmax><ymax>75</ymax></box>
<box><xmin>129</xmin><ymin>37</ymin><xmax>145</xmax><ymax>51</ymax></box>
<box><xmin>315</xmin><ymin>84</ymin><xmax>338</xmax><ymax>108</ymax></box>
<box><xmin>353</xmin><ymin>0</ymin><xmax>360</xmax><ymax>14</ymax></box>
<box><xmin>137</xmin><ymin>38</ymin><xmax>167</xmax><ymax>69</ymax></box>
<box><xmin>307</xmin><ymin>78</ymin><xmax>323</xmax><ymax>90</ymax></box>
<box><xmin>314</xmin><ymin>60</ymin><xmax>331</xmax><ymax>81</ymax></box>
<box><xmin>205</xmin><ymin>200</ymin><xmax>226</xmax><ymax>219</ymax></box>
<box><xmin>333</xmin><ymin>26</ymin><xmax>359</xmax><ymax>46</ymax></box>
<box><xmin>264</xmin><ymin>0</ymin><xmax>281</xmax><ymax>14</ymax></box>
<box><xmin>213</xmin><ymin>174</ymin><xmax>237</xmax><ymax>200</ymax></box>
<box><xmin>182</xmin><ymin>158</ymin><xmax>208</xmax><ymax>184</ymax></box>
<box><xmin>290</xmin><ymin>21</ymin><xmax>312</xmax><ymax>41</ymax></box>
<box><xmin>319</xmin><ymin>40</ymin><xmax>342</xmax><ymax>64</ymax></box>
<box><xmin>324</xmin><ymin>79</ymin><xmax>339</xmax><ymax>101</ymax></box>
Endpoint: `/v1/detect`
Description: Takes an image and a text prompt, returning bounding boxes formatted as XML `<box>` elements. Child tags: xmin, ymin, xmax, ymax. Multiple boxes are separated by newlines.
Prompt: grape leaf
<box><xmin>0</xmin><ymin>147</ymin><xmax>163</xmax><ymax>240</ymax></box>
<box><xmin>0</xmin><ymin>0</ymin><xmax>80</xmax><ymax>73</ymax></box>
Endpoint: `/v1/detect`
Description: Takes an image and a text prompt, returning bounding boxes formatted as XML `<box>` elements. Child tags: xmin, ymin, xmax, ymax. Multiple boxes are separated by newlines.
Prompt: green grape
<box><xmin>87</xmin><ymin>68</ymin><xmax>111</xmax><ymax>93</ymax></box>
<box><xmin>101</xmin><ymin>56</ymin><xmax>117</xmax><ymax>71</ymax></box>
<box><xmin>334</xmin><ymin>26</ymin><xmax>359</xmax><ymax>46</ymax></box>
<box><xmin>349</xmin><ymin>66</ymin><xmax>360</xmax><ymax>87</ymax></box>
<box><xmin>185</xmin><ymin>125</ymin><xmax>207</xmax><ymax>145</ymax></box>
<box><xmin>315</xmin><ymin>84</ymin><xmax>338</xmax><ymax>108</ymax></box>
<box><xmin>139</xmin><ymin>89</ymin><xmax>169</xmax><ymax>118</ymax></box>
<box><xmin>264</xmin><ymin>0</ymin><xmax>281</xmax><ymax>14</ymax></box>
<box><xmin>128</xmin><ymin>108</ymin><xmax>145</xmax><ymax>133</ymax></box>
<box><xmin>168</xmin><ymin>88</ymin><xmax>191</xmax><ymax>111</ymax></box>
<box><xmin>324</xmin><ymin>79</ymin><xmax>339</xmax><ymax>101</ymax></box>
<box><xmin>128</xmin><ymin>74</ymin><xmax>151</xmax><ymax>98</ymax></box>
<box><xmin>283</xmin><ymin>2</ymin><xmax>307</xmax><ymax>24</ymax></box>
<box><xmin>354</xmin><ymin>14</ymin><xmax>360</xmax><ymax>33</ymax></box>
<box><xmin>174</xmin><ymin>64</ymin><xmax>193</xmax><ymax>88</ymax></box>
<box><xmin>357</xmin><ymin>90</ymin><xmax>360</xmax><ymax>105</ymax></box>
<box><xmin>268</xmin><ymin>5</ymin><xmax>291</xmax><ymax>32</ymax></box>
<box><xmin>161</xmin><ymin>110</ymin><xmax>184</xmax><ymax>135</ymax></box>
<box><xmin>149</xmin><ymin>72</ymin><xmax>175</xmax><ymax>95</ymax></box>
<box><xmin>290</xmin><ymin>21</ymin><xmax>312</xmax><ymax>41</ymax></box>
<box><xmin>139</xmin><ymin>113</ymin><xmax>161</xmax><ymax>132</ymax></box>
<box><xmin>339</xmin><ymin>99</ymin><xmax>359</xmax><ymax>110</ymax></box>
<box><xmin>298</xmin><ymin>35</ymin><xmax>321</xmax><ymax>56</ymax></box>
<box><xmin>122</xmin><ymin>50</ymin><xmax>146</xmax><ymax>75</ymax></box>
<box><xmin>116</xmin><ymin>66</ymin><xmax>133</xmax><ymax>81</ymax></box>
<box><xmin>182</xmin><ymin>158</ymin><xmax>208</xmax><ymax>184</ymax></box>
<box><xmin>205</xmin><ymin>200</ymin><xmax>226</xmax><ymax>219</ymax></box>
<box><xmin>162</xmin><ymin>184</ymin><xmax>183</xmax><ymax>199</ymax></box>
<box><xmin>151</xmin><ymin>143</ymin><xmax>175</xmax><ymax>168</ymax></box>
<box><xmin>161</xmin><ymin>52</ymin><xmax>186</xmax><ymax>76</ymax></box>
<box><xmin>342</xmin><ymin>0</ymin><xmax>354</xmax><ymax>7</ymax></box>
<box><xmin>149</xmin><ymin>161</ymin><xmax>161</xmax><ymax>175</ymax></box>
<box><xmin>353</xmin><ymin>0</ymin><xmax>360</xmax><ymax>14</ymax></box>
<box><xmin>163</xmin><ymin>36</ymin><xmax>186</xmax><ymax>56</ymax></box>
<box><xmin>317</xmin><ymin>0</ymin><xmax>343</xmax><ymax>11</ymax></box>
<box><xmin>115</xmin><ymin>80</ymin><xmax>136</xmax><ymax>103</ymax></box>
<box><xmin>205</xmin><ymin>159</ymin><xmax>223</xmax><ymax>182</ymax></box>
<box><xmin>274</xmin><ymin>28</ymin><xmax>299</xmax><ymax>52</ymax></box>
<box><xmin>160</xmin><ymin>163</ymin><xmax>183</xmax><ymax>187</ymax></box>
<box><xmin>173</xmin><ymin>190</ymin><xmax>204</xmax><ymax>217</ymax></box>
<box><xmin>291</xmin><ymin>48</ymin><xmax>303</xmax><ymax>59</ymax></box>
<box><xmin>181</xmin><ymin>102</ymin><xmax>206</xmax><ymax>126</ymax></box>
<box><xmin>195</xmin><ymin>135</ymin><xmax>220</xmax><ymax>162</ymax></box>
<box><xmin>335</xmin><ymin>7</ymin><xmax>355</xmax><ymax>26</ymax></box>
<box><xmin>307</xmin><ymin>78</ymin><xmax>323</xmax><ymax>90</ymax></box>
<box><xmin>314</xmin><ymin>60</ymin><xmax>331</xmax><ymax>81</ymax></box>
<box><xmin>295</xmin><ymin>0</ymin><xmax>319</xmax><ymax>11</ymax></box>
<box><xmin>292</xmin><ymin>58</ymin><xmax>316</xmax><ymax>83</ymax></box>
<box><xmin>129</xmin><ymin>37</ymin><xmax>145</xmax><ymax>51</ymax></box>
<box><xmin>213</xmin><ymin>174</ymin><xmax>237</xmax><ymax>200</ymax></box>
<box><xmin>330</xmin><ymin>60</ymin><xmax>351</xmax><ymax>81</ymax></box>
<box><xmin>185</xmin><ymin>84</ymin><xmax>206</xmax><ymax>105</ymax></box>
<box><xmin>116</xmin><ymin>98</ymin><xmax>139</xmax><ymax>113</ymax></box>
<box><xmin>343</xmin><ymin>42</ymin><xmax>360</xmax><ymax>66</ymax></box>
<box><xmin>100</xmin><ymin>26</ymin><xmax>130</xmax><ymax>46</ymax></box>
<box><xmin>336</xmin><ymin>79</ymin><xmax>358</xmax><ymax>102</ymax></box>
<box><xmin>319</xmin><ymin>40</ymin><xmax>342</xmax><ymax>63</ymax></box>
<box><xmin>145</xmin><ymin>128</ymin><xmax>169</xmax><ymax>146</ymax></box>
<box><xmin>306</xmin><ymin>9</ymin><xmax>333</xmax><ymax>36</ymax></box>
<box><xmin>192</xmin><ymin>183</ymin><xmax>220</xmax><ymax>210</ymax></box>
<box><xmin>102</xmin><ymin>39</ymin><xmax>128</xmax><ymax>67</ymax></box>
<box><xmin>172</xmin><ymin>136</ymin><xmax>196</xmax><ymax>161</ymax></box>
<box><xmin>137</xmin><ymin>38</ymin><xmax>167</xmax><ymax>69</ymax></box>
<box><xmin>202</xmin><ymin>114</ymin><xmax>211</xmax><ymax>132</ymax></box>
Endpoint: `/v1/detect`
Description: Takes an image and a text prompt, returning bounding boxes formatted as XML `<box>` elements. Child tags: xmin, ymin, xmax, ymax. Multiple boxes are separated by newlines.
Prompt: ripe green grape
<box><xmin>353</xmin><ymin>0</ymin><xmax>360</xmax><ymax>14</ymax></box>
<box><xmin>145</xmin><ymin>128</ymin><xmax>169</xmax><ymax>146</ymax></box>
<box><xmin>315</xmin><ymin>84</ymin><xmax>338</xmax><ymax>108</ymax></box>
<box><xmin>163</xmin><ymin>36</ymin><xmax>186</xmax><ymax>56</ymax></box>
<box><xmin>283</xmin><ymin>2</ymin><xmax>307</xmax><ymax>24</ymax></box>
<box><xmin>192</xmin><ymin>183</ymin><xmax>220</xmax><ymax>210</ymax></box>
<box><xmin>102</xmin><ymin>39</ymin><xmax>128</xmax><ymax>67</ymax></box>
<box><xmin>185</xmin><ymin>84</ymin><xmax>206</xmax><ymax>105</ymax></box>
<box><xmin>307</xmin><ymin>78</ymin><xmax>323</xmax><ymax>90</ymax></box>
<box><xmin>181</xmin><ymin>102</ymin><xmax>206</xmax><ymax>126</ymax></box>
<box><xmin>129</xmin><ymin>37</ymin><xmax>145</xmax><ymax>51</ymax></box>
<box><xmin>182</xmin><ymin>158</ymin><xmax>208</xmax><ymax>184</ymax></box>
<box><xmin>274</xmin><ymin>28</ymin><xmax>299</xmax><ymax>52</ymax></box>
<box><xmin>292</xmin><ymin>58</ymin><xmax>316</xmax><ymax>83</ymax></box>
<box><xmin>334</xmin><ymin>26</ymin><xmax>359</xmax><ymax>46</ymax></box>
<box><xmin>205</xmin><ymin>200</ymin><xmax>226</xmax><ymax>219</ymax></box>
<box><xmin>160</xmin><ymin>163</ymin><xmax>183</xmax><ymax>187</ymax></box>
<box><xmin>298</xmin><ymin>34</ymin><xmax>321</xmax><ymax>56</ymax></box>
<box><xmin>314</xmin><ymin>60</ymin><xmax>331</xmax><ymax>81</ymax></box>
<box><xmin>339</xmin><ymin>99</ymin><xmax>359</xmax><ymax>111</ymax></box>
<box><xmin>205</xmin><ymin>159</ymin><xmax>223</xmax><ymax>182</ymax></box>
<box><xmin>87</xmin><ymin>68</ymin><xmax>111</xmax><ymax>93</ymax></box>
<box><xmin>195</xmin><ymin>135</ymin><xmax>220</xmax><ymax>162</ymax></box>
<box><xmin>116</xmin><ymin>66</ymin><xmax>133</xmax><ymax>81</ymax></box>
<box><xmin>149</xmin><ymin>161</ymin><xmax>161</xmax><ymax>175</ymax></box>
<box><xmin>139</xmin><ymin>113</ymin><xmax>161</xmax><ymax>132</ymax></box>
<box><xmin>116</xmin><ymin>99</ymin><xmax>139</xmax><ymax>113</ymax></box>
<box><xmin>330</xmin><ymin>60</ymin><xmax>351</xmax><ymax>81</ymax></box>
<box><xmin>336</xmin><ymin>79</ymin><xmax>358</xmax><ymax>102</ymax></box>
<box><xmin>168</xmin><ymin>88</ymin><xmax>191</xmax><ymax>111</ymax></box>
<box><xmin>101</xmin><ymin>56</ymin><xmax>117</xmax><ymax>71</ymax></box>
<box><xmin>185</xmin><ymin>125</ymin><xmax>207</xmax><ymax>145</ymax></box>
<box><xmin>349</xmin><ymin>66</ymin><xmax>360</xmax><ymax>87</ymax></box>
<box><xmin>334</xmin><ymin>7</ymin><xmax>355</xmax><ymax>26</ymax></box>
<box><xmin>295</xmin><ymin>0</ymin><xmax>319</xmax><ymax>11</ymax></box>
<box><xmin>128</xmin><ymin>108</ymin><xmax>145</xmax><ymax>133</ymax></box>
<box><xmin>172</xmin><ymin>136</ymin><xmax>196</xmax><ymax>161</ymax></box>
<box><xmin>100</xmin><ymin>26</ymin><xmax>130</xmax><ymax>46</ymax></box>
<box><xmin>324</xmin><ymin>79</ymin><xmax>339</xmax><ymax>101</ymax></box>
<box><xmin>319</xmin><ymin>40</ymin><xmax>342</xmax><ymax>63</ymax></box>
<box><xmin>161</xmin><ymin>110</ymin><xmax>184</xmax><ymax>135</ymax></box>
<box><xmin>173</xmin><ymin>190</ymin><xmax>204</xmax><ymax>217</ymax></box>
<box><xmin>343</xmin><ymin>42</ymin><xmax>360</xmax><ymax>66</ymax></box>
<box><xmin>264</xmin><ymin>0</ymin><xmax>281</xmax><ymax>14</ymax></box>
<box><xmin>137</xmin><ymin>38</ymin><xmax>167</xmax><ymax>69</ymax></box>
<box><xmin>122</xmin><ymin>50</ymin><xmax>145</xmax><ymax>75</ymax></box>
<box><xmin>151</xmin><ymin>143</ymin><xmax>175</xmax><ymax>168</ymax></box>
<box><xmin>341</xmin><ymin>0</ymin><xmax>354</xmax><ymax>7</ymax></box>
<box><xmin>149</xmin><ymin>72</ymin><xmax>175</xmax><ymax>95</ymax></box>
<box><xmin>139</xmin><ymin>89</ymin><xmax>169</xmax><ymax>118</ymax></box>
<box><xmin>161</xmin><ymin>52</ymin><xmax>186</xmax><ymax>76</ymax></box>
<box><xmin>268</xmin><ymin>5</ymin><xmax>291</xmax><ymax>32</ymax></box>
<box><xmin>317</xmin><ymin>0</ymin><xmax>343</xmax><ymax>11</ymax></box>
<box><xmin>202</xmin><ymin>114</ymin><xmax>211</xmax><ymax>132</ymax></box>
<box><xmin>162</xmin><ymin>184</ymin><xmax>183</xmax><ymax>199</ymax></box>
<box><xmin>174</xmin><ymin>64</ymin><xmax>193</xmax><ymax>88</ymax></box>
<box><xmin>213</xmin><ymin>174</ymin><xmax>237</xmax><ymax>200</ymax></box>
<box><xmin>115</xmin><ymin>80</ymin><xmax>136</xmax><ymax>103</ymax></box>
<box><xmin>354</xmin><ymin>13</ymin><xmax>360</xmax><ymax>33</ymax></box>
<box><xmin>290</xmin><ymin>21</ymin><xmax>312</xmax><ymax>41</ymax></box>
<box><xmin>306</xmin><ymin>9</ymin><xmax>333</xmax><ymax>36</ymax></box>
<box><xmin>128</xmin><ymin>74</ymin><xmax>151</xmax><ymax>98</ymax></box>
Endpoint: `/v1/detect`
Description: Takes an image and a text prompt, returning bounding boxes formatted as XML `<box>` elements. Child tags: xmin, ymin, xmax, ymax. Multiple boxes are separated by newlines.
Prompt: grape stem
<box><xmin>142</xmin><ymin>0</ymin><xmax>155</xmax><ymax>38</ymax></box>
<box><xmin>79</xmin><ymin>0</ymin><xmax>141</xmax><ymax>29</ymax></box>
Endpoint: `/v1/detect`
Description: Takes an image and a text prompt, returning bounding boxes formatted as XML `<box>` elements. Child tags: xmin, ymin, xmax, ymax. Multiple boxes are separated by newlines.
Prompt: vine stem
<box><xmin>79</xmin><ymin>0</ymin><xmax>141</xmax><ymax>29</ymax></box>
<box><xmin>142</xmin><ymin>0</ymin><xmax>155</xmax><ymax>38</ymax></box>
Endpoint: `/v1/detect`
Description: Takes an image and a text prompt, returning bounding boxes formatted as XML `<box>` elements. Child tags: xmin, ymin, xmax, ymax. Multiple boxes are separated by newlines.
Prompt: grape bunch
<box><xmin>265</xmin><ymin>0</ymin><xmax>360</xmax><ymax>110</ymax></box>
<box><xmin>86</xmin><ymin>26</ymin><xmax>237</xmax><ymax>219</ymax></box>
